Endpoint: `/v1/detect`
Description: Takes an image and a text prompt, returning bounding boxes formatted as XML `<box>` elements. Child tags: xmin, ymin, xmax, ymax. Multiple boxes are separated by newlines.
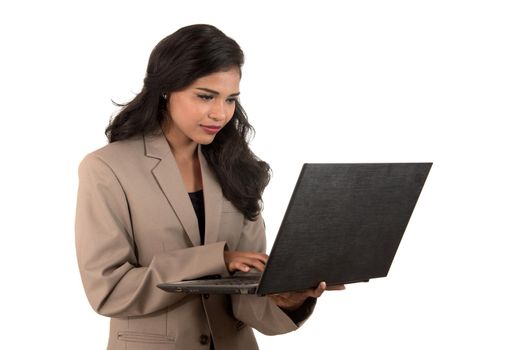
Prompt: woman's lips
<box><xmin>200</xmin><ymin>125</ymin><xmax>221</xmax><ymax>134</ymax></box>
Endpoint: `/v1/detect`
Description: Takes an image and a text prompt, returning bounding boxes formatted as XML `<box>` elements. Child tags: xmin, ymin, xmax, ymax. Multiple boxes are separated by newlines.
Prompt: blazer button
<box><xmin>200</xmin><ymin>334</ymin><xmax>210</xmax><ymax>345</ymax></box>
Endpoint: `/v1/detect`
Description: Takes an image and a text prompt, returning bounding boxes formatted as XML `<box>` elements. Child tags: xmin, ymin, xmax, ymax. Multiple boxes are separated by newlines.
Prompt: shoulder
<box><xmin>78</xmin><ymin>135</ymin><xmax>147</xmax><ymax>177</ymax></box>
<box><xmin>81</xmin><ymin>135</ymin><xmax>145</xmax><ymax>165</ymax></box>
<box><xmin>85</xmin><ymin>136</ymin><xmax>144</xmax><ymax>162</ymax></box>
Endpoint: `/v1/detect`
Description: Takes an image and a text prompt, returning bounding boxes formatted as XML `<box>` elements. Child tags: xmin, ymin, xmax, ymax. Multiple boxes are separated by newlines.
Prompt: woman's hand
<box><xmin>224</xmin><ymin>251</ymin><xmax>346</xmax><ymax>312</ymax></box>
<box><xmin>269</xmin><ymin>282</ymin><xmax>346</xmax><ymax>312</ymax></box>
<box><xmin>224</xmin><ymin>251</ymin><xmax>269</xmax><ymax>273</ymax></box>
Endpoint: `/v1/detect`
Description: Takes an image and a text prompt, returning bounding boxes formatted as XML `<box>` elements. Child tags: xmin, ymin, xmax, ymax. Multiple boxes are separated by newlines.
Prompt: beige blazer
<box><xmin>75</xmin><ymin>132</ymin><xmax>314</xmax><ymax>350</ymax></box>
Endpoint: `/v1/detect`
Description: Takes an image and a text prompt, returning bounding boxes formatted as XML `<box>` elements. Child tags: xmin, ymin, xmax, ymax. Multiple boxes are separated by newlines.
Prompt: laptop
<box><xmin>157</xmin><ymin>162</ymin><xmax>432</xmax><ymax>296</ymax></box>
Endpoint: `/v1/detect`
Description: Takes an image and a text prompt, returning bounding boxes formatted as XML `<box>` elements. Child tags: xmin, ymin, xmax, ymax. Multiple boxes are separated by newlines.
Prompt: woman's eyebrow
<box><xmin>196</xmin><ymin>87</ymin><xmax>240</xmax><ymax>97</ymax></box>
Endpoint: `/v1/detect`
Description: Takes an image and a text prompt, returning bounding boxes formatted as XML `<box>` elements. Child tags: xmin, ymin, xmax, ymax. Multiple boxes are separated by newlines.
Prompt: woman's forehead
<box><xmin>189</xmin><ymin>68</ymin><xmax>241</xmax><ymax>93</ymax></box>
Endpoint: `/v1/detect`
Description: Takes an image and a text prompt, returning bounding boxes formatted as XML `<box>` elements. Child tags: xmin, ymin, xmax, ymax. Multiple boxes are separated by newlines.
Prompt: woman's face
<box><xmin>164</xmin><ymin>67</ymin><xmax>241</xmax><ymax>147</ymax></box>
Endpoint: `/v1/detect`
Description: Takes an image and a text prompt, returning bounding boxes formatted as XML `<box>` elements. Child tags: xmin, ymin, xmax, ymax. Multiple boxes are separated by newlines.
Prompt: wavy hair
<box><xmin>105</xmin><ymin>24</ymin><xmax>270</xmax><ymax>220</ymax></box>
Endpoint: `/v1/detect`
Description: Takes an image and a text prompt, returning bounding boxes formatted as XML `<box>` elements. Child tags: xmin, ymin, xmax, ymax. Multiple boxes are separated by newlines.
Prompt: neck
<box><xmin>171</xmin><ymin>141</ymin><xmax>198</xmax><ymax>162</ymax></box>
<box><xmin>162</xmin><ymin>123</ymin><xmax>199</xmax><ymax>161</ymax></box>
<box><xmin>162</xmin><ymin>122</ymin><xmax>203</xmax><ymax>192</ymax></box>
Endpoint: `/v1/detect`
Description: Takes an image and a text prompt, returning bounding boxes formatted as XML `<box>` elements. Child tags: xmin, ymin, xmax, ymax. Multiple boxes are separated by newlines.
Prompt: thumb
<box><xmin>311</xmin><ymin>281</ymin><xmax>327</xmax><ymax>298</ymax></box>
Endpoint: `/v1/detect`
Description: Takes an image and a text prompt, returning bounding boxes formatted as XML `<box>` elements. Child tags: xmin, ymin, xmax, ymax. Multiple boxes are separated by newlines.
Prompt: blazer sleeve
<box><xmin>75</xmin><ymin>154</ymin><xmax>229</xmax><ymax>318</ymax></box>
<box><xmin>230</xmin><ymin>216</ymin><xmax>317</xmax><ymax>335</ymax></box>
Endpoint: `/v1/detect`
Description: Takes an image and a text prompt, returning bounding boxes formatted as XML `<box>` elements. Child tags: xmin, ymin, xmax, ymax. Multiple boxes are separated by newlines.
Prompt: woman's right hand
<box><xmin>224</xmin><ymin>251</ymin><xmax>269</xmax><ymax>274</ymax></box>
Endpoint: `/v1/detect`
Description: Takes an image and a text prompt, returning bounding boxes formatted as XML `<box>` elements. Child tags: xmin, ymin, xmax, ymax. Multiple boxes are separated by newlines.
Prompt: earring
<box><xmin>162</xmin><ymin>93</ymin><xmax>167</xmax><ymax>100</ymax></box>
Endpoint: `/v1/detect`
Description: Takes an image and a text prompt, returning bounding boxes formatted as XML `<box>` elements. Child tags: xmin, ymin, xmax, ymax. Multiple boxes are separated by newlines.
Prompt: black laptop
<box><xmin>157</xmin><ymin>163</ymin><xmax>432</xmax><ymax>296</ymax></box>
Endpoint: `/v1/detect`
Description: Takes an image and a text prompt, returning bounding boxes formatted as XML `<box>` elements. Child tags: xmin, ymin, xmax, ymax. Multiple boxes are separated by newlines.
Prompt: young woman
<box><xmin>75</xmin><ymin>24</ymin><xmax>342</xmax><ymax>350</ymax></box>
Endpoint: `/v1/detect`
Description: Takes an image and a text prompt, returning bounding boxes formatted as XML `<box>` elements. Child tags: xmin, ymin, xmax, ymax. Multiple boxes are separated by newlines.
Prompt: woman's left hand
<box><xmin>268</xmin><ymin>282</ymin><xmax>346</xmax><ymax>312</ymax></box>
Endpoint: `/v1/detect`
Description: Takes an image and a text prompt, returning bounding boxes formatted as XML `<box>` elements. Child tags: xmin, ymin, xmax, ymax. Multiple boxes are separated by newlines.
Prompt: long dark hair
<box><xmin>105</xmin><ymin>24</ymin><xmax>270</xmax><ymax>220</ymax></box>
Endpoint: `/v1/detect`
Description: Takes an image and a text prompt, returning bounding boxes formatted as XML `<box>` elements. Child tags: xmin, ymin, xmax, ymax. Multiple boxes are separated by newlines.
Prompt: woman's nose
<box><xmin>209</xmin><ymin>100</ymin><xmax>227</xmax><ymax>121</ymax></box>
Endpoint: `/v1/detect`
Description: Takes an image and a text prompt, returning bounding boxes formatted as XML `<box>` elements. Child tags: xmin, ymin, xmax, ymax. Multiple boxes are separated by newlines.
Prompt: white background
<box><xmin>1</xmin><ymin>1</ymin><xmax>523</xmax><ymax>349</ymax></box>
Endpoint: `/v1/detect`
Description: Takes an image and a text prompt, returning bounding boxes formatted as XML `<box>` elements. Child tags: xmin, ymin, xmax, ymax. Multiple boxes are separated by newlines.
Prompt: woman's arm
<box><xmin>75</xmin><ymin>154</ymin><xmax>230</xmax><ymax>318</ymax></box>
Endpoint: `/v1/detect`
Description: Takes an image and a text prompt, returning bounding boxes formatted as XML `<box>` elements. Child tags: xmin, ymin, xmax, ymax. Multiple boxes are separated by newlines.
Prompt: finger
<box><xmin>230</xmin><ymin>258</ymin><xmax>265</xmax><ymax>273</ymax></box>
<box><xmin>237</xmin><ymin>252</ymin><xmax>269</xmax><ymax>264</ymax></box>
<box><xmin>224</xmin><ymin>251</ymin><xmax>268</xmax><ymax>265</ymax></box>
<box><xmin>252</xmin><ymin>252</ymin><xmax>269</xmax><ymax>263</ymax></box>
<box><xmin>229</xmin><ymin>262</ymin><xmax>250</xmax><ymax>273</ymax></box>
<box><xmin>284</xmin><ymin>284</ymin><xmax>325</xmax><ymax>299</ymax></box>
<box><xmin>235</xmin><ymin>257</ymin><xmax>267</xmax><ymax>272</ymax></box>
<box><xmin>301</xmin><ymin>281</ymin><xmax>326</xmax><ymax>299</ymax></box>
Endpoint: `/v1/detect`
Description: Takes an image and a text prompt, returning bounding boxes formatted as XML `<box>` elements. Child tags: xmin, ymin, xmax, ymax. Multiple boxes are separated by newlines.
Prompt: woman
<box><xmin>75</xmin><ymin>24</ymin><xmax>341</xmax><ymax>350</ymax></box>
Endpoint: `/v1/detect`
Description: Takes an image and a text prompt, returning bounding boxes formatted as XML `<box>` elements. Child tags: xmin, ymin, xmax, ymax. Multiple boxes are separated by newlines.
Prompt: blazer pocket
<box><xmin>117</xmin><ymin>331</ymin><xmax>175</xmax><ymax>344</ymax></box>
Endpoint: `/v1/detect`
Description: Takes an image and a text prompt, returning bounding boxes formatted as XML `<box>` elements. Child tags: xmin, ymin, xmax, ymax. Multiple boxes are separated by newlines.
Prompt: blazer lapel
<box><xmin>144</xmin><ymin>132</ymin><xmax>201</xmax><ymax>247</ymax></box>
<box><xmin>199</xmin><ymin>145</ymin><xmax>223</xmax><ymax>245</ymax></box>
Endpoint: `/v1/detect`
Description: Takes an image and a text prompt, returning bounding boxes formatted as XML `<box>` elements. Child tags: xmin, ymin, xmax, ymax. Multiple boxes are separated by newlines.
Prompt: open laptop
<box><xmin>157</xmin><ymin>162</ymin><xmax>432</xmax><ymax>296</ymax></box>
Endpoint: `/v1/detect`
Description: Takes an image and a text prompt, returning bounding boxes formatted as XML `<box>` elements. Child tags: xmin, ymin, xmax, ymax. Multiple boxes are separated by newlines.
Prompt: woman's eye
<box><xmin>197</xmin><ymin>94</ymin><xmax>214</xmax><ymax>101</ymax></box>
<box><xmin>226</xmin><ymin>98</ymin><xmax>238</xmax><ymax>104</ymax></box>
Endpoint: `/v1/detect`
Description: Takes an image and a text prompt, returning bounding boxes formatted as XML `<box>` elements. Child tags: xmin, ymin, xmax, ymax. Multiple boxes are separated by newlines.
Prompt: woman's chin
<box><xmin>195</xmin><ymin>135</ymin><xmax>217</xmax><ymax>145</ymax></box>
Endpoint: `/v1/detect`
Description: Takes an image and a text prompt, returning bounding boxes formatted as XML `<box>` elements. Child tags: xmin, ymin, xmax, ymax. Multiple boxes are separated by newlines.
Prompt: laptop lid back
<box><xmin>256</xmin><ymin>163</ymin><xmax>431</xmax><ymax>295</ymax></box>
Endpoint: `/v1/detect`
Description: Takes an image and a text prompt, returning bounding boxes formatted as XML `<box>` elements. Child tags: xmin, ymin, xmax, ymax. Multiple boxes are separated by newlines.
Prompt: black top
<box><xmin>188</xmin><ymin>190</ymin><xmax>205</xmax><ymax>245</ymax></box>
<box><xmin>188</xmin><ymin>190</ymin><xmax>214</xmax><ymax>349</ymax></box>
